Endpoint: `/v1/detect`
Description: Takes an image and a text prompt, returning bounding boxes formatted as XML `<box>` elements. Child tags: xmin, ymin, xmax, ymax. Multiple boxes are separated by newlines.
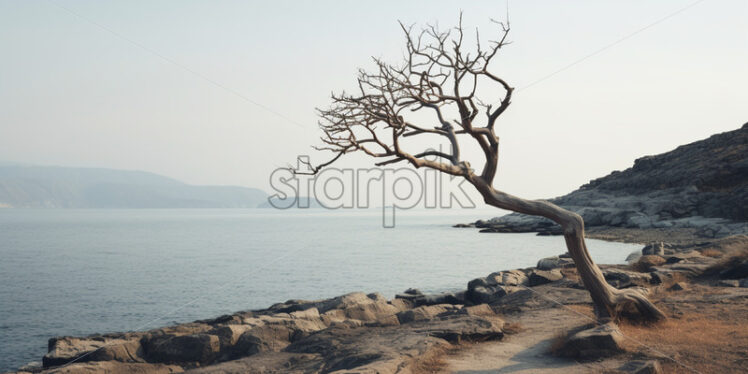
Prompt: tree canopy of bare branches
<box><xmin>299</xmin><ymin>15</ymin><xmax>665</xmax><ymax>323</ymax></box>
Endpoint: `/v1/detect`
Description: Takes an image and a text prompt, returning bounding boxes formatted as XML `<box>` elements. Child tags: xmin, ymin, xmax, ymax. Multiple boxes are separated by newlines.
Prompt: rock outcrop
<box><xmin>472</xmin><ymin>124</ymin><xmax>748</xmax><ymax>238</ymax></box>
<box><xmin>13</xmin><ymin>235</ymin><xmax>746</xmax><ymax>374</ymax></box>
<box><xmin>21</xmin><ymin>292</ymin><xmax>504</xmax><ymax>374</ymax></box>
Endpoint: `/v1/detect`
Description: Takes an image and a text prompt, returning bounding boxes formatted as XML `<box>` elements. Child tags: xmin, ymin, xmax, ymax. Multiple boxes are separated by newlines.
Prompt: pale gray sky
<box><xmin>0</xmin><ymin>0</ymin><xmax>745</xmax><ymax>199</ymax></box>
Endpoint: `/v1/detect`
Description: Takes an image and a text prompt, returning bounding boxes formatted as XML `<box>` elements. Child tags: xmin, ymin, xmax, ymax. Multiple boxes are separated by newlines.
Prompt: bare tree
<box><xmin>298</xmin><ymin>15</ymin><xmax>665</xmax><ymax>322</ymax></box>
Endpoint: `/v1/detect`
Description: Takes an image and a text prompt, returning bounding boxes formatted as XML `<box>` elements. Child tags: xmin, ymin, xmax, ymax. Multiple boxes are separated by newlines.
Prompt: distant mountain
<box><xmin>0</xmin><ymin>165</ymin><xmax>267</xmax><ymax>208</ymax></box>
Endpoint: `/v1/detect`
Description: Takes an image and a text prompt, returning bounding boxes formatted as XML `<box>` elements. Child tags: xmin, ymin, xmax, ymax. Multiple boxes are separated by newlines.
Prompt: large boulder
<box><xmin>43</xmin><ymin>336</ymin><xmax>144</xmax><ymax>367</ymax></box>
<box><xmin>499</xmin><ymin>270</ymin><xmax>529</xmax><ymax>286</ymax></box>
<box><xmin>603</xmin><ymin>268</ymin><xmax>652</xmax><ymax>288</ymax></box>
<box><xmin>537</xmin><ymin>256</ymin><xmax>574</xmax><ymax>270</ymax></box>
<box><xmin>396</xmin><ymin>304</ymin><xmax>457</xmax><ymax>324</ymax></box>
<box><xmin>556</xmin><ymin>323</ymin><xmax>624</xmax><ymax>359</ymax></box>
<box><xmin>528</xmin><ymin>269</ymin><xmax>563</xmax><ymax>286</ymax></box>
<box><xmin>341</xmin><ymin>300</ymin><xmax>400</xmax><ymax>323</ymax></box>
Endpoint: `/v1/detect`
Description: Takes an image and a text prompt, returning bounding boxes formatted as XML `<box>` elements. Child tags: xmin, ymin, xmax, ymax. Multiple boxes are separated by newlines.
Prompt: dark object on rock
<box><xmin>474</xmin><ymin>220</ymin><xmax>490</xmax><ymax>228</ymax></box>
<box><xmin>528</xmin><ymin>269</ymin><xmax>563</xmax><ymax>286</ymax></box>
<box><xmin>556</xmin><ymin>323</ymin><xmax>624</xmax><ymax>359</ymax></box>
<box><xmin>668</xmin><ymin>282</ymin><xmax>687</xmax><ymax>291</ymax></box>
<box><xmin>642</xmin><ymin>242</ymin><xmax>666</xmax><ymax>256</ymax></box>
<box><xmin>618</xmin><ymin>360</ymin><xmax>663</xmax><ymax>374</ymax></box>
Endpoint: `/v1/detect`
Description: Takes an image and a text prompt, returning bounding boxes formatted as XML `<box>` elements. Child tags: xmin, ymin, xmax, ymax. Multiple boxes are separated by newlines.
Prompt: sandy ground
<box><xmin>443</xmin><ymin>308</ymin><xmax>626</xmax><ymax>374</ymax></box>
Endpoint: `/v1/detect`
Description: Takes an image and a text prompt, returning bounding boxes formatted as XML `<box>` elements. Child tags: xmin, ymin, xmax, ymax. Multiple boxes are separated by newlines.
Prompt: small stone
<box><xmin>668</xmin><ymin>282</ymin><xmax>687</xmax><ymax>291</ymax></box>
<box><xmin>618</xmin><ymin>360</ymin><xmax>663</xmax><ymax>374</ymax></box>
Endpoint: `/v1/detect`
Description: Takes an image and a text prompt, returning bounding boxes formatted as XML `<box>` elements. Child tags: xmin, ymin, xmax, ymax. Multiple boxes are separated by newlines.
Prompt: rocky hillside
<box><xmin>479</xmin><ymin>123</ymin><xmax>748</xmax><ymax>238</ymax></box>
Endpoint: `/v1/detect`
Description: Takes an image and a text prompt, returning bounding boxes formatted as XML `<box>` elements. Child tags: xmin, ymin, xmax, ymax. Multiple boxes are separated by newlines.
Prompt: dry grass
<box><xmin>616</xmin><ymin>282</ymin><xmax>748</xmax><ymax>374</ymax></box>
<box><xmin>699</xmin><ymin>248</ymin><xmax>723</xmax><ymax>258</ymax></box>
<box><xmin>548</xmin><ymin>330</ymin><xmax>570</xmax><ymax>356</ymax></box>
<box><xmin>565</xmin><ymin>304</ymin><xmax>595</xmax><ymax>320</ymax></box>
<box><xmin>502</xmin><ymin>321</ymin><xmax>523</xmax><ymax>335</ymax></box>
<box><xmin>620</xmin><ymin>313</ymin><xmax>748</xmax><ymax>374</ymax></box>
<box><xmin>412</xmin><ymin>343</ymin><xmax>473</xmax><ymax>374</ymax></box>
<box><xmin>704</xmin><ymin>245</ymin><xmax>748</xmax><ymax>277</ymax></box>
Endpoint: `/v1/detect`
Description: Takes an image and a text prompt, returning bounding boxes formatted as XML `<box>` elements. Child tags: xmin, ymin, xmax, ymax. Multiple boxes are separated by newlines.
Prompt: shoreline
<box><xmin>9</xmin><ymin>227</ymin><xmax>746</xmax><ymax>374</ymax></box>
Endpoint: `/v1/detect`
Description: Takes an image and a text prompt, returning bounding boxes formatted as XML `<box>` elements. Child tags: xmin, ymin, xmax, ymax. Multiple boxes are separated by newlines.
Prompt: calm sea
<box><xmin>0</xmin><ymin>208</ymin><xmax>640</xmax><ymax>371</ymax></box>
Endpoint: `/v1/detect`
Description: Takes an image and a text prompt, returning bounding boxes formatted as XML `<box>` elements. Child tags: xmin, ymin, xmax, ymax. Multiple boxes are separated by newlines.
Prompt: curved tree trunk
<box><xmin>469</xmin><ymin>175</ymin><xmax>666</xmax><ymax>321</ymax></box>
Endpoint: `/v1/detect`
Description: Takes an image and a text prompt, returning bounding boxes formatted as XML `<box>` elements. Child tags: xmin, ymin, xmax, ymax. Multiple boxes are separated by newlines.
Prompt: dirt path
<box><xmin>443</xmin><ymin>308</ymin><xmax>624</xmax><ymax>374</ymax></box>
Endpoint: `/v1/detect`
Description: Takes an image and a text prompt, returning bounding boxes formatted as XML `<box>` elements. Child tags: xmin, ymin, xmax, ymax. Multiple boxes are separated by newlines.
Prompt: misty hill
<box><xmin>0</xmin><ymin>165</ymin><xmax>267</xmax><ymax>208</ymax></box>
<box><xmin>484</xmin><ymin>123</ymin><xmax>748</xmax><ymax>238</ymax></box>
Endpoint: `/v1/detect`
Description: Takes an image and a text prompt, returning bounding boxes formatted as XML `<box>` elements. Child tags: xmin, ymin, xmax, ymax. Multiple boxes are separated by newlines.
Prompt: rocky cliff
<box><xmin>479</xmin><ymin>123</ymin><xmax>748</xmax><ymax>238</ymax></box>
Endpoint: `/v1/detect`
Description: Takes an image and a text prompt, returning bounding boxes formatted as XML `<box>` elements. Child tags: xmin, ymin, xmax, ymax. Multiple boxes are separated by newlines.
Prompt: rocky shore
<box><xmin>7</xmin><ymin>124</ymin><xmax>747</xmax><ymax>373</ymax></box>
<box><xmin>9</xmin><ymin>233</ymin><xmax>747</xmax><ymax>374</ymax></box>
<box><xmin>462</xmin><ymin>124</ymin><xmax>748</xmax><ymax>240</ymax></box>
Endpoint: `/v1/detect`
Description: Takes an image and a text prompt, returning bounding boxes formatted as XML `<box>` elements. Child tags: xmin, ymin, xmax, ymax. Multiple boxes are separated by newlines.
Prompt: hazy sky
<box><xmin>0</xmin><ymin>0</ymin><xmax>745</xmax><ymax>199</ymax></box>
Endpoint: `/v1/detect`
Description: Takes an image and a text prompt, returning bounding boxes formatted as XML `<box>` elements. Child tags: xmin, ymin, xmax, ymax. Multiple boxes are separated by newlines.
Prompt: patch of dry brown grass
<box><xmin>502</xmin><ymin>321</ymin><xmax>523</xmax><ymax>335</ymax></box>
<box><xmin>619</xmin><ymin>313</ymin><xmax>748</xmax><ymax>374</ymax></box>
<box><xmin>547</xmin><ymin>330</ymin><xmax>570</xmax><ymax>356</ymax></box>
<box><xmin>704</xmin><ymin>244</ymin><xmax>748</xmax><ymax>277</ymax></box>
<box><xmin>412</xmin><ymin>342</ymin><xmax>473</xmax><ymax>374</ymax></box>
<box><xmin>699</xmin><ymin>248</ymin><xmax>723</xmax><ymax>258</ymax></box>
<box><xmin>565</xmin><ymin>304</ymin><xmax>595</xmax><ymax>320</ymax></box>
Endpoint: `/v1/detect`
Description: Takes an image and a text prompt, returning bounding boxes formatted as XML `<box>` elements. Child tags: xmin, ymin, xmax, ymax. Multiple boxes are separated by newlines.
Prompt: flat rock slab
<box><xmin>556</xmin><ymin>323</ymin><xmax>624</xmax><ymax>359</ymax></box>
<box><xmin>491</xmin><ymin>282</ymin><xmax>591</xmax><ymax>314</ymax></box>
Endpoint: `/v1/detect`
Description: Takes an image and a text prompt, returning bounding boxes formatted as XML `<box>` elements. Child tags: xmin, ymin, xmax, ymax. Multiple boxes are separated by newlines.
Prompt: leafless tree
<box><xmin>297</xmin><ymin>15</ymin><xmax>666</xmax><ymax>322</ymax></box>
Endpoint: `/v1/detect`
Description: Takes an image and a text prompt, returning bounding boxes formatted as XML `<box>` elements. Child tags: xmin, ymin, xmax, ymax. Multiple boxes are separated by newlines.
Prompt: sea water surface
<box><xmin>0</xmin><ymin>209</ymin><xmax>640</xmax><ymax>371</ymax></box>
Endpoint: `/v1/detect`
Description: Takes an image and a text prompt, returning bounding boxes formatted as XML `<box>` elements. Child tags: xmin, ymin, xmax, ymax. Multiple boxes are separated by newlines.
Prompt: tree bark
<box><xmin>468</xmin><ymin>174</ymin><xmax>666</xmax><ymax>321</ymax></box>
